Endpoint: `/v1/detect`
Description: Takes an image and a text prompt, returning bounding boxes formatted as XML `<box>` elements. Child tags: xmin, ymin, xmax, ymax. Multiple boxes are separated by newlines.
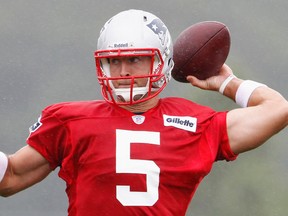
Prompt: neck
<box><xmin>120</xmin><ymin>96</ymin><xmax>160</xmax><ymax>113</ymax></box>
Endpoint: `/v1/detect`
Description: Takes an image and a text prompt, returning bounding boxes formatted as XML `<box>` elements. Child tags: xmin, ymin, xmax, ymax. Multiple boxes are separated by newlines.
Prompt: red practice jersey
<box><xmin>27</xmin><ymin>97</ymin><xmax>237</xmax><ymax>216</ymax></box>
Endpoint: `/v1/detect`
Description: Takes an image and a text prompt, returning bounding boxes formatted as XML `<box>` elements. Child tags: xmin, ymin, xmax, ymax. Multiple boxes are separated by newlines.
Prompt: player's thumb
<box><xmin>187</xmin><ymin>75</ymin><xmax>209</xmax><ymax>90</ymax></box>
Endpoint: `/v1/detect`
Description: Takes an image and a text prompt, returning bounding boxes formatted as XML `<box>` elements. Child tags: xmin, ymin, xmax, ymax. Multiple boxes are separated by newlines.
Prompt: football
<box><xmin>171</xmin><ymin>21</ymin><xmax>231</xmax><ymax>82</ymax></box>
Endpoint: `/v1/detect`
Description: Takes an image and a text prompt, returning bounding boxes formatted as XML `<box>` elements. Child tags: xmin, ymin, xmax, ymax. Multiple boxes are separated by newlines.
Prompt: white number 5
<box><xmin>116</xmin><ymin>129</ymin><xmax>160</xmax><ymax>206</ymax></box>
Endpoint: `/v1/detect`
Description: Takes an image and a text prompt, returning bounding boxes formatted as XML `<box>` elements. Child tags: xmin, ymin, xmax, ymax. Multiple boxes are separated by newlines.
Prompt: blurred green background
<box><xmin>0</xmin><ymin>0</ymin><xmax>287</xmax><ymax>215</ymax></box>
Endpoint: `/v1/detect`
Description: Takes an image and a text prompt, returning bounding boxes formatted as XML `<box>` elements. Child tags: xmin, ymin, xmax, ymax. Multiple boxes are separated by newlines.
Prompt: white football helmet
<box><xmin>95</xmin><ymin>9</ymin><xmax>174</xmax><ymax>105</ymax></box>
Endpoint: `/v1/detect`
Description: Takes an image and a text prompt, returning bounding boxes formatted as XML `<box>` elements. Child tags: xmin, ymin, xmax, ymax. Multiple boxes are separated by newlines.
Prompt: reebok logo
<box><xmin>163</xmin><ymin>114</ymin><xmax>197</xmax><ymax>132</ymax></box>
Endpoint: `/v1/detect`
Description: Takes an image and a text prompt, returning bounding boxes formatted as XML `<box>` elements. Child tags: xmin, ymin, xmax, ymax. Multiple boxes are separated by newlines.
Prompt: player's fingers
<box><xmin>186</xmin><ymin>75</ymin><xmax>209</xmax><ymax>90</ymax></box>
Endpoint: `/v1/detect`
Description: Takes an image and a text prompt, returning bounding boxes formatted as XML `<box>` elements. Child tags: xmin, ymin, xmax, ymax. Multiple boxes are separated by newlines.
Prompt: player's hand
<box><xmin>186</xmin><ymin>64</ymin><xmax>234</xmax><ymax>91</ymax></box>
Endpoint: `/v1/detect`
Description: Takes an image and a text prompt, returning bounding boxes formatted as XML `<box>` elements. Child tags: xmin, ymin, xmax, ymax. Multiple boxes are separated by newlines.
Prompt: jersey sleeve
<box><xmin>26</xmin><ymin>104</ymin><xmax>69</xmax><ymax>170</ymax></box>
<box><xmin>204</xmin><ymin>111</ymin><xmax>238</xmax><ymax>161</ymax></box>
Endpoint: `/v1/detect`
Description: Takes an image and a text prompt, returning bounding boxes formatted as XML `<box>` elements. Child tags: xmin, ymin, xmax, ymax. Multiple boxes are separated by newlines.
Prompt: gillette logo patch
<box><xmin>163</xmin><ymin>114</ymin><xmax>197</xmax><ymax>132</ymax></box>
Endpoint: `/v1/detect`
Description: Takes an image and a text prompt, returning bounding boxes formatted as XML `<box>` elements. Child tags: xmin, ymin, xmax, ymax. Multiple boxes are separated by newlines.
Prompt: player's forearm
<box><xmin>226</xmin><ymin>78</ymin><xmax>288</xmax><ymax>154</ymax></box>
<box><xmin>223</xmin><ymin>77</ymin><xmax>288</xmax><ymax>117</ymax></box>
<box><xmin>0</xmin><ymin>151</ymin><xmax>9</xmax><ymax>196</ymax></box>
<box><xmin>0</xmin><ymin>156</ymin><xmax>15</xmax><ymax>197</ymax></box>
<box><xmin>0</xmin><ymin>160</ymin><xmax>51</xmax><ymax>197</ymax></box>
<box><xmin>0</xmin><ymin>155</ymin><xmax>26</xmax><ymax>197</ymax></box>
<box><xmin>226</xmin><ymin>82</ymin><xmax>288</xmax><ymax>154</ymax></box>
<box><xmin>248</xmin><ymin>86</ymin><xmax>288</xmax><ymax>130</ymax></box>
<box><xmin>0</xmin><ymin>148</ymin><xmax>52</xmax><ymax>197</ymax></box>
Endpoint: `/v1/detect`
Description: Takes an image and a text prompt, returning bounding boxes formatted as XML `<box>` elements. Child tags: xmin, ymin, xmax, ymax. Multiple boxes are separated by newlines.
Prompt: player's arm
<box><xmin>187</xmin><ymin>64</ymin><xmax>288</xmax><ymax>154</ymax></box>
<box><xmin>226</xmin><ymin>83</ymin><xmax>288</xmax><ymax>154</ymax></box>
<box><xmin>0</xmin><ymin>145</ymin><xmax>52</xmax><ymax>197</ymax></box>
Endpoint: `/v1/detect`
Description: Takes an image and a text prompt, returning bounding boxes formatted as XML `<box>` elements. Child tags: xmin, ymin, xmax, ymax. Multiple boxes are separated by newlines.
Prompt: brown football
<box><xmin>171</xmin><ymin>21</ymin><xmax>231</xmax><ymax>82</ymax></box>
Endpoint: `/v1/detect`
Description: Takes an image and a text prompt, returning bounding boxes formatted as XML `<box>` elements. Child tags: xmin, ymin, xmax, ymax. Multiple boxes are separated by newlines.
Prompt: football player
<box><xmin>0</xmin><ymin>9</ymin><xmax>287</xmax><ymax>216</ymax></box>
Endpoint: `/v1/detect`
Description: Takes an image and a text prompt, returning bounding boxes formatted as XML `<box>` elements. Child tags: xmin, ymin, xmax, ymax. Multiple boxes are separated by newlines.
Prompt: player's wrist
<box><xmin>218</xmin><ymin>74</ymin><xmax>237</xmax><ymax>94</ymax></box>
<box><xmin>219</xmin><ymin>77</ymin><xmax>267</xmax><ymax>107</ymax></box>
<box><xmin>0</xmin><ymin>151</ymin><xmax>8</xmax><ymax>182</ymax></box>
<box><xmin>235</xmin><ymin>80</ymin><xmax>267</xmax><ymax>107</ymax></box>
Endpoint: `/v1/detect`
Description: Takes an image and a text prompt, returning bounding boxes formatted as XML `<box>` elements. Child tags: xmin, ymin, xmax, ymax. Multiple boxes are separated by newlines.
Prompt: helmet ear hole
<box><xmin>168</xmin><ymin>58</ymin><xmax>174</xmax><ymax>68</ymax></box>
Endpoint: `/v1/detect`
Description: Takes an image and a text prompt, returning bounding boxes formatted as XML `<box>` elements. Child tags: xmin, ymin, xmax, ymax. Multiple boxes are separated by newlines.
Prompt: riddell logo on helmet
<box><xmin>114</xmin><ymin>43</ymin><xmax>129</xmax><ymax>48</ymax></box>
<box><xmin>163</xmin><ymin>114</ymin><xmax>197</xmax><ymax>132</ymax></box>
